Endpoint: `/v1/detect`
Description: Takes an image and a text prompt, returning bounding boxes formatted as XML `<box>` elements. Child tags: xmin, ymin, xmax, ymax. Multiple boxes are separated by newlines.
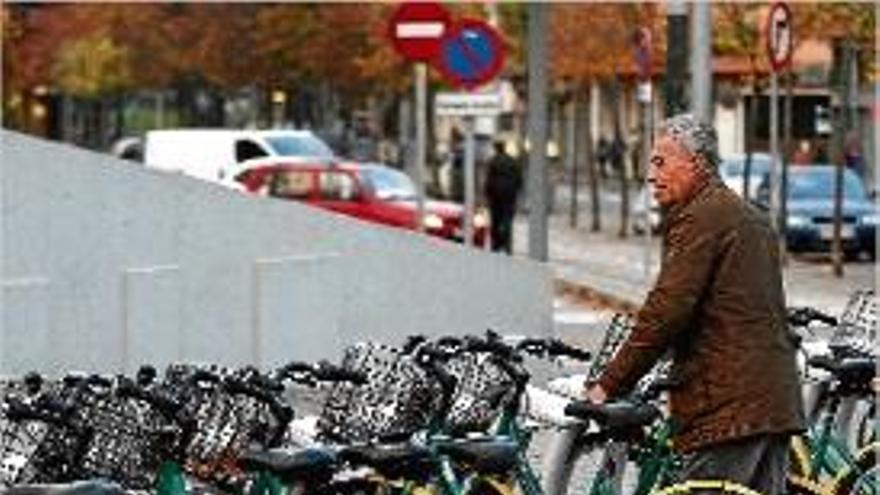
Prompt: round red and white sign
<box><xmin>388</xmin><ymin>2</ymin><xmax>452</xmax><ymax>62</ymax></box>
<box><xmin>765</xmin><ymin>2</ymin><xmax>793</xmax><ymax>72</ymax></box>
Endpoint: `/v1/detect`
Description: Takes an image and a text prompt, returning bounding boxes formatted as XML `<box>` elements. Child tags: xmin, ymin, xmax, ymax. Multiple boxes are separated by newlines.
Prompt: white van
<box><xmin>143</xmin><ymin>129</ymin><xmax>337</xmax><ymax>183</ymax></box>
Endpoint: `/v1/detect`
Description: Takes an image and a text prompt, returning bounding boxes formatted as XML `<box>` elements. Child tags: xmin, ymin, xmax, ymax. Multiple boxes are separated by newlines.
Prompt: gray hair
<box><xmin>659</xmin><ymin>113</ymin><xmax>721</xmax><ymax>172</ymax></box>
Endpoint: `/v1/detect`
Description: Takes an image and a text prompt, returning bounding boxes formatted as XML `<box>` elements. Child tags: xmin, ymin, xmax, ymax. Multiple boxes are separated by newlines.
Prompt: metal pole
<box><xmin>568</xmin><ymin>95</ymin><xmax>578</xmax><ymax>228</ymax></box>
<box><xmin>691</xmin><ymin>2</ymin><xmax>712</xmax><ymax>122</ymax></box>
<box><xmin>769</xmin><ymin>71</ymin><xmax>780</xmax><ymax>234</ymax></box>
<box><xmin>831</xmin><ymin>40</ymin><xmax>850</xmax><ymax>277</ymax></box>
<box><xmin>415</xmin><ymin>63</ymin><xmax>427</xmax><ymax>233</ymax></box>
<box><xmin>464</xmin><ymin>116</ymin><xmax>476</xmax><ymax>247</ymax></box>
<box><xmin>643</xmin><ymin>84</ymin><xmax>653</xmax><ymax>279</ymax></box>
<box><xmin>527</xmin><ymin>2</ymin><xmax>549</xmax><ymax>261</ymax></box>
<box><xmin>780</xmin><ymin>70</ymin><xmax>793</xmax><ymax>264</ymax></box>
<box><xmin>665</xmin><ymin>0</ymin><xmax>689</xmax><ymax>116</ymax></box>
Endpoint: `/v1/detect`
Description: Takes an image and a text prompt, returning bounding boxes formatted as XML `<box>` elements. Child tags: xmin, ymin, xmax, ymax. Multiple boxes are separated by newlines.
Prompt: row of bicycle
<box><xmin>0</xmin><ymin>291</ymin><xmax>876</xmax><ymax>495</ymax></box>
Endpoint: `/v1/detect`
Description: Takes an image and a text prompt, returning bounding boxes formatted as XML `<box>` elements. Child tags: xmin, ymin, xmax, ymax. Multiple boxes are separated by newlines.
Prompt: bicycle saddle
<box><xmin>435</xmin><ymin>438</ymin><xmax>519</xmax><ymax>475</ymax></box>
<box><xmin>338</xmin><ymin>443</ymin><xmax>435</xmax><ymax>480</ymax></box>
<box><xmin>238</xmin><ymin>448</ymin><xmax>337</xmax><ymax>483</ymax></box>
<box><xmin>563</xmin><ymin>400</ymin><xmax>659</xmax><ymax>430</ymax></box>
<box><xmin>3</xmin><ymin>481</ymin><xmax>127</xmax><ymax>495</ymax></box>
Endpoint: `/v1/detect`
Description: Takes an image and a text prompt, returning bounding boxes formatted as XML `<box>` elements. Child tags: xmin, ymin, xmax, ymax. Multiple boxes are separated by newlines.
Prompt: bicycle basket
<box><xmin>831</xmin><ymin>289</ymin><xmax>877</xmax><ymax>354</ymax></box>
<box><xmin>77</xmin><ymin>382</ymin><xmax>187</xmax><ymax>490</ymax></box>
<box><xmin>317</xmin><ymin>342</ymin><xmax>443</xmax><ymax>444</ymax></box>
<box><xmin>442</xmin><ymin>351</ymin><xmax>516</xmax><ymax>435</ymax></box>
<box><xmin>2</xmin><ymin>378</ymin><xmax>93</xmax><ymax>485</ymax></box>
<box><xmin>586</xmin><ymin>313</ymin><xmax>635</xmax><ymax>383</ymax></box>
<box><xmin>175</xmin><ymin>366</ymin><xmax>290</xmax><ymax>484</ymax></box>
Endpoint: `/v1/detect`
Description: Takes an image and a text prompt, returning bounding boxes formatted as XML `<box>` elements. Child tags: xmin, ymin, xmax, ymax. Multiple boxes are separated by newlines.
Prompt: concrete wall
<box><xmin>1</xmin><ymin>131</ymin><xmax>552</xmax><ymax>376</ymax></box>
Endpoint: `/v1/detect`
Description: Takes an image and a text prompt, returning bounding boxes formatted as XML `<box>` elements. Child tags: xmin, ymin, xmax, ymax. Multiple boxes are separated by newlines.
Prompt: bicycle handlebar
<box><xmin>788</xmin><ymin>307</ymin><xmax>838</xmax><ymax>327</ymax></box>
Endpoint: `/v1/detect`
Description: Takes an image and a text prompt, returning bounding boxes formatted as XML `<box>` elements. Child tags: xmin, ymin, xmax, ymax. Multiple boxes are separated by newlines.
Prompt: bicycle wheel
<box><xmin>539</xmin><ymin>426</ymin><xmax>642</xmax><ymax>495</ymax></box>
<box><xmin>651</xmin><ymin>478</ymin><xmax>825</xmax><ymax>495</ymax></box>
<box><xmin>831</xmin><ymin>442</ymin><xmax>878</xmax><ymax>495</ymax></box>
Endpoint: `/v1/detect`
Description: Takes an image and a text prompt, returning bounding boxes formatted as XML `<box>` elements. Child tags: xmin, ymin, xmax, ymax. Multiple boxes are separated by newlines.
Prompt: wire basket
<box><xmin>77</xmin><ymin>381</ymin><xmax>188</xmax><ymax>490</ymax></box>
<box><xmin>831</xmin><ymin>289</ymin><xmax>877</xmax><ymax>355</ymax></box>
<box><xmin>1</xmin><ymin>378</ymin><xmax>92</xmax><ymax>485</ymax></box>
<box><xmin>170</xmin><ymin>366</ymin><xmax>290</xmax><ymax>485</ymax></box>
<box><xmin>442</xmin><ymin>351</ymin><xmax>516</xmax><ymax>435</ymax></box>
<box><xmin>318</xmin><ymin>343</ymin><xmax>443</xmax><ymax>444</ymax></box>
<box><xmin>586</xmin><ymin>313</ymin><xmax>636</xmax><ymax>383</ymax></box>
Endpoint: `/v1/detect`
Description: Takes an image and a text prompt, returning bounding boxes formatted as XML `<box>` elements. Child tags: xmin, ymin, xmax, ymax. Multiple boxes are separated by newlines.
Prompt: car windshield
<box><xmin>265</xmin><ymin>135</ymin><xmax>335</xmax><ymax>159</ymax></box>
<box><xmin>788</xmin><ymin>168</ymin><xmax>867</xmax><ymax>201</ymax></box>
<box><xmin>722</xmin><ymin>157</ymin><xmax>772</xmax><ymax>177</ymax></box>
<box><xmin>361</xmin><ymin>167</ymin><xmax>417</xmax><ymax>201</ymax></box>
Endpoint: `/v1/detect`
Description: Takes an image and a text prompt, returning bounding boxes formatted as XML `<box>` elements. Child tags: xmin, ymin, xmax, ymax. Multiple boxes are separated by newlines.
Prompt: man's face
<box><xmin>648</xmin><ymin>136</ymin><xmax>701</xmax><ymax>207</ymax></box>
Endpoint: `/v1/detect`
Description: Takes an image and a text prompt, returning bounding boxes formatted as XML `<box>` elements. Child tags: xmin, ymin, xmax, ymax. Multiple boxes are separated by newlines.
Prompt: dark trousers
<box><xmin>490</xmin><ymin>203</ymin><xmax>515</xmax><ymax>254</ymax></box>
<box><xmin>677</xmin><ymin>434</ymin><xmax>791</xmax><ymax>495</ymax></box>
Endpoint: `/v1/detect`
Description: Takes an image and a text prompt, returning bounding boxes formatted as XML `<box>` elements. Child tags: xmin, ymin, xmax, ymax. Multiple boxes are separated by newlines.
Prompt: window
<box><xmin>265</xmin><ymin>135</ymin><xmax>335</xmax><ymax>159</ymax></box>
<box><xmin>235</xmin><ymin>140</ymin><xmax>269</xmax><ymax>162</ymax></box>
<box><xmin>319</xmin><ymin>171</ymin><xmax>358</xmax><ymax>201</ymax></box>
<box><xmin>269</xmin><ymin>170</ymin><xmax>313</xmax><ymax>199</ymax></box>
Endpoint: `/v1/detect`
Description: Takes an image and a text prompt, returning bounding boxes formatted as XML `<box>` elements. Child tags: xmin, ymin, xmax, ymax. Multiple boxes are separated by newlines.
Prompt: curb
<box><xmin>554</xmin><ymin>277</ymin><xmax>640</xmax><ymax>314</ymax></box>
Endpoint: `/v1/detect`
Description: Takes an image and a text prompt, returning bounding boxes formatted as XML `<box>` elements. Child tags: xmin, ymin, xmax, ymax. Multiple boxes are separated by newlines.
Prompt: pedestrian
<box><xmin>844</xmin><ymin>131</ymin><xmax>866</xmax><ymax>179</ymax></box>
<box><xmin>597</xmin><ymin>136</ymin><xmax>611</xmax><ymax>178</ymax></box>
<box><xmin>449</xmin><ymin>127</ymin><xmax>465</xmax><ymax>202</ymax></box>
<box><xmin>484</xmin><ymin>140</ymin><xmax>522</xmax><ymax>254</ymax></box>
<box><xmin>583</xmin><ymin>113</ymin><xmax>804</xmax><ymax>495</ymax></box>
<box><xmin>792</xmin><ymin>140</ymin><xmax>814</xmax><ymax>166</ymax></box>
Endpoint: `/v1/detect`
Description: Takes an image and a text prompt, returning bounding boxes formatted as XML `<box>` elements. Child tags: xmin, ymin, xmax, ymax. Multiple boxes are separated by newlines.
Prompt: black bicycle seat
<box><xmin>564</xmin><ymin>400</ymin><xmax>659</xmax><ymax>430</ymax></box>
<box><xmin>339</xmin><ymin>443</ymin><xmax>435</xmax><ymax>480</ymax></box>
<box><xmin>3</xmin><ymin>481</ymin><xmax>128</xmax><ymax>495</ymax></box>
<box><xmin>435</xmin><ymin>438</ymin><xmax>519</xmax><ymax>475</ymax></box>
<box><xmin>239</xmin><ymin>448</ymin><xmax>337</xmax><ymax>483</ymax></box>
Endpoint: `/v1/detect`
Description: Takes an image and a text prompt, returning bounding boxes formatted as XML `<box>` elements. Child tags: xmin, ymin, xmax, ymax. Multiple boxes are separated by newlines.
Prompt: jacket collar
<box><xmin>663</xmin><ymin>175</ymin><xmax>722</xmax><ymax>226</ymax></box>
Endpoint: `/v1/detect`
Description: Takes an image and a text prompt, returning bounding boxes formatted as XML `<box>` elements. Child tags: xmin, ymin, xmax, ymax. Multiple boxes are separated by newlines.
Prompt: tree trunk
<box><xmin>585</xmin><ymin>83</ymin><xmax>601</xmax><ymax>232</ymax></box>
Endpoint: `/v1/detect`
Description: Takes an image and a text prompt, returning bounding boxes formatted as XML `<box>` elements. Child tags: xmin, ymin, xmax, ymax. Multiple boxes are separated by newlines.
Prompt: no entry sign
<box><xmin>766</xmin><ymin>2</ymin><xmax>793</xmax><ymax>72</ymax></box>
<box><xmin>436</xmin><ymin>19</ymin><xmax>506</xmax><ymax>90</ymax></box>
<box><xmin>389</xmin><ymin>2</ymin><xmax>452</xmax><ymax>62</ymax></box>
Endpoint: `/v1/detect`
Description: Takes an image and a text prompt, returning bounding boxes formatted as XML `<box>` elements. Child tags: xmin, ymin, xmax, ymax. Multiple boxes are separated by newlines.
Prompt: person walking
<box><xmin>484</xmin><ymin>140</ymin><xmax>522</xmax><ymax>254</ymax></box>
<box><xmin>584</xmin><ymin>114</ymin><xmax>804</xmax><ymax>495</ymax></box>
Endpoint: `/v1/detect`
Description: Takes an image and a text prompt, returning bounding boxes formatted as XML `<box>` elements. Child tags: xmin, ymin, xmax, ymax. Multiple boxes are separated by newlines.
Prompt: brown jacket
<box><xmin>598</xmin><ymin>179</ymin><xmax>805</xmax><ymax>453</ymax></box>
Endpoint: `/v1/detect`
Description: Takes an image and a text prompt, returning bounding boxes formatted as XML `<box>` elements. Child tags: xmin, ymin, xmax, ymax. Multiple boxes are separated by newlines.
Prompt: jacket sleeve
<box><xmin>597</xmin><ymin>212</ymin><xmax>719</xmax><ymax>397</ymax></box>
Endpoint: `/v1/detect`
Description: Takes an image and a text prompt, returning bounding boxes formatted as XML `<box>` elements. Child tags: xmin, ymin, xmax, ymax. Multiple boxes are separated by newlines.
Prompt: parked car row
<box><xmin>633</xmin><ymin>154</ymin><xmax>876</xmax><ymax>259</ymax></box>
<box><xmin>121</xmin><ymin>129</ymin><xmax>488</xmax><ymax>246</ymax></box>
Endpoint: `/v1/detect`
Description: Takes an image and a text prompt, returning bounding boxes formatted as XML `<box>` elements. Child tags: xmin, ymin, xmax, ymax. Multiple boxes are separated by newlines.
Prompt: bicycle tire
<box><xmin>651</xmin><ymin>479</ymin><xmax>763</xmax><ymax>494</ymax></box>
<box><xmin>830</xmin><ymin>442</ymin><xmax>878</xmax><ymax>495</ymax></box>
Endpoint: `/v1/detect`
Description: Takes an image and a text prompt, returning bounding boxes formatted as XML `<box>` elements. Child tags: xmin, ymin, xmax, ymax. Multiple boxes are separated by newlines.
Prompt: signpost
<box><xmin>389</xmin><ymin>3</ymin><xmax>507</xmax><ymax>247</ymax></box>
<box><xmin>765</xmin><ymin>2</ymin><xmax>792</xmax><ymax>258</ymax></box>
<box><xmin>389</xmin><ymin>2</ymin><xmax>452</xmax><ymax>233</ymax></box>
<box><xmin>437</xmin><ymin>92</ymin><xmax>502</xmax><ymax>246</ymax></box>
<box><xmin>635</xmin><ymin>27</ymin><xmax>655</xmax><ymax>280</ymax></box>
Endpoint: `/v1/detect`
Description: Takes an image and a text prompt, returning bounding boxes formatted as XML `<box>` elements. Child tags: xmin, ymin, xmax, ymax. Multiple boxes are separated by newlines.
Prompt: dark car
<box><xmin>756</xmin><ymin>166</ymin><xmax>876</xmax><ymax>258</ymax></box>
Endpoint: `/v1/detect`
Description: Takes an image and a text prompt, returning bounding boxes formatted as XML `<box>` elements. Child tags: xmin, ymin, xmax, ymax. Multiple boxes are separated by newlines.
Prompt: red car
<box><xmin>234</xmin><ymin>162</ymin><xmax>489</xmax><ymax>245</ymax></box>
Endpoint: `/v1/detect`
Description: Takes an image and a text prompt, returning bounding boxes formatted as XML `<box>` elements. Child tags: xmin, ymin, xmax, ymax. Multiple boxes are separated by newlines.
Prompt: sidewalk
<box><xmin>512</xmin><ymin>213</ymin><xmax>875</xmax><ymax>315</ymax></box>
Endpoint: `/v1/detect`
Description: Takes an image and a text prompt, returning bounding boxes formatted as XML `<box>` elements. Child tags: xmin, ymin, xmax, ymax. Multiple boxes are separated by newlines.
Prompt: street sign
<box><xmin>388</xmin><ymin>2</ymin><xmax>452</xmax><ymax>62</ymax></box>
<box><xmin>766</xmin><ymin>2</ymin><xmax>793</xmax><ymax>72</ymax></box>
<box><xmin>437</xmin><ymin>19</ymin><xmax>506</xmax><ymax>90</ymax></box>
<box><xmin>435</xmin><ymin>92</ymin><xmax>502</xmax><ymax>116</ymax></box>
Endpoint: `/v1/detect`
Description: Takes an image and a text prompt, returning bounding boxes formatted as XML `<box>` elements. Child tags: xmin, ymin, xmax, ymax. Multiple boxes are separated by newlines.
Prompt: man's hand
<box><xmin>584</xmin><ymin>383</ymin><xmax>608</xmax><ymax>405</ymax></box>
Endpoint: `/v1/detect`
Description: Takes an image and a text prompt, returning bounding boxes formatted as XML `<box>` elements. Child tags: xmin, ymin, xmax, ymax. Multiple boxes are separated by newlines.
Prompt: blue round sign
<box><xmin>437</xmin><ymin>19</ymin><xmax>506</xmax><ymax>90</ymax></box>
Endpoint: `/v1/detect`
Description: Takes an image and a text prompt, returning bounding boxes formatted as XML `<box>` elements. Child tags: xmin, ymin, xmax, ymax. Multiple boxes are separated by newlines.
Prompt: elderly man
<box><xmin>585</xmin><ymin>114</ymin><xmax>804</xmax><ymax>494</ymax></box>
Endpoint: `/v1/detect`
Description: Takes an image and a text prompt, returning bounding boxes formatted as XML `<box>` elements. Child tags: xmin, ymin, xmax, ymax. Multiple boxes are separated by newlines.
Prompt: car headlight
<box><xmin>423</xmin><ymin>213</ymin><xmax>444</xmax><ymax>230</ymax></box>
<box><xmin>473</xmin><ymin>211</ymin><xmax>489</xmax><ymax>229</ymax></box>
<box><xmin>861</xmin><ymin>213</ymin><xmax>879</xmax><ymax>226</ymax></box>
<box><xmin>787</xmin><ymin>215</ymin><xmax>811</xmax><ymax>228</ymax></box>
